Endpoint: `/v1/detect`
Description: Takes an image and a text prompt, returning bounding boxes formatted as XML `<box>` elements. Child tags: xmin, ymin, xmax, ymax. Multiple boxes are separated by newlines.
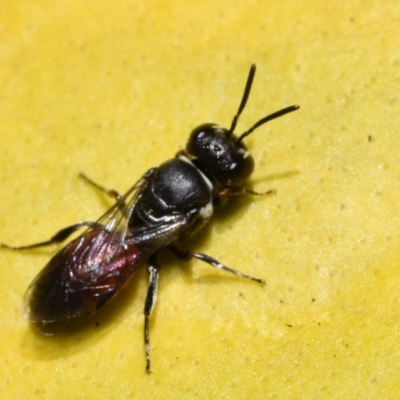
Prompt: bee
<box><xmin>1</xmin><ymin>64</ymin><xmax>299</xmax><ymax>372</ymax></box>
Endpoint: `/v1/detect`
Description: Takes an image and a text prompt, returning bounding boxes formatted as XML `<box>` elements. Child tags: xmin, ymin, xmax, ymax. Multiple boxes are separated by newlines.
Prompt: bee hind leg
<box><xmin>1</xmin><ymin>221</ymin><xmax>100</xmax><ymax>250</ymax></box>
<box><xmin>144</xmin><ymin>253</ymin><xmax>160</xmax><ymax>373</ymax></box>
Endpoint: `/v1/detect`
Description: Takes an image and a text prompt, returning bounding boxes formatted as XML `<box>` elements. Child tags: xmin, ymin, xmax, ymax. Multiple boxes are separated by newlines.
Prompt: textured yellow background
<box><xmin>1</xmin><ymin>1</ymin><xmax>400</xmax><ymax>399</ymax></box>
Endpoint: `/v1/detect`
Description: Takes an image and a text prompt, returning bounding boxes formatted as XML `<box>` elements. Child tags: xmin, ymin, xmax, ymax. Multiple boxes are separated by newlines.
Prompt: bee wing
<box><xmin>22</xmin><ymin>174</ymin><xmax>190</xmax><ymax>334</ymax></box>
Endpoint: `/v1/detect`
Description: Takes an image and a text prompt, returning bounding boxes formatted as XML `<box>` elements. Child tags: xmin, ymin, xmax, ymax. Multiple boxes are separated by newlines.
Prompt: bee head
<box><xmin>185</xmin><ymin>64</ymin><xmax>299</xmax><ymax>187</ymax></box>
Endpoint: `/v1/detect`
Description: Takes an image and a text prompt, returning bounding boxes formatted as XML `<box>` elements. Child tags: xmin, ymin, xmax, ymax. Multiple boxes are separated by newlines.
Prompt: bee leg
<box><xmin>218</xmin><ymin>186</ymin><xmax>276</xmax><ymax>199</ymax></box>
<box><xmin>80</xmin><ymin>168</ymin><xmax>157</xmax><ymax>212</ymax></box>
<box><xmin>79</xmin><ymin>172</ymin><xmax>122</xmax><ymax>202</ymax></box>
<box><xmin>1</xmin><ymin>221</ymin><xmax>101</xmax><ymax>250</ymax></box>
<box><xmin>144</xmin><ymin>253</ymin><xmax>160</xmax><ymax>373</ymax></box>
<box><xmin>168</xmin><ymin>245</ymin><xmax>265</xmax><ymax>285</ymax></box>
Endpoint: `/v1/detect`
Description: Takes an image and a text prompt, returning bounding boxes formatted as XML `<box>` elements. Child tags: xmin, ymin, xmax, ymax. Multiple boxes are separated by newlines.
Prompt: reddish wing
<box><xmin>22</xmin><ymin>176</ymin><xmax>189</xmax><ymax>334</ymax></box>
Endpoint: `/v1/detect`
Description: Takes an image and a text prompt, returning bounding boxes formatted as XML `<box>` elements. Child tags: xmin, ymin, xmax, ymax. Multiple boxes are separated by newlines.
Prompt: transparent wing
<box><xmin>22</xmin><ymin>173</ymin><xmax>191</xmax><ymax>334</ymax></box>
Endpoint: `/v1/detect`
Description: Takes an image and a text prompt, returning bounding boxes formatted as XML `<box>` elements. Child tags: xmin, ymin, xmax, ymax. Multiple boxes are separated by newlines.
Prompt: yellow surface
<box><xmin>1</xmin><ymin>1</ymin><xmax>400</xmax><ymax>398</ymax></box>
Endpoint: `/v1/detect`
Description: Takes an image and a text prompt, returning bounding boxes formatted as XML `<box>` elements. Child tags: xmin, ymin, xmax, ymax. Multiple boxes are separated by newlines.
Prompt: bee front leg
<box><xmin>144</xmin><ymin>253</ymin><xmax>160</xmax><ymax>373</ymax></box>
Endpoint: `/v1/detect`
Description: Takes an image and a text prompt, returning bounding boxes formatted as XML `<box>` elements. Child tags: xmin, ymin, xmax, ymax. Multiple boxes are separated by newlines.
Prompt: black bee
<box><xmin>1</xmin><ymin>64</ymin><xmax>299</xmax><ymax>372</ymax></box>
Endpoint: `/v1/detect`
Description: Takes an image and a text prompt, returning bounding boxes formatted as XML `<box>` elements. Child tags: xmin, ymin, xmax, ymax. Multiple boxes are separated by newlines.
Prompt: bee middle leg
<box><xmin>168</xmin><ymin>245</ymin><xmax>265</xmax><ymax>284</ymax></box>
<box><xmin>79</xmin><ymin>172</ymin><xmax>122</xmax><ymax>202</ymax></box>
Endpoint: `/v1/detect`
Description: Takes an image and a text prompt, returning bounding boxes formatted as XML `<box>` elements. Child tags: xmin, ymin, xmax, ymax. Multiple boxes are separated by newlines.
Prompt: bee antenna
<box><xmin>227</xmin><ymin>64</ymin><xmax>256</xmax><ymax>137</ymax></box>
<box><xmin>237</xmin><ymin>105</ymin><xmax>300</xmax><ymax>144</ymax></box>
